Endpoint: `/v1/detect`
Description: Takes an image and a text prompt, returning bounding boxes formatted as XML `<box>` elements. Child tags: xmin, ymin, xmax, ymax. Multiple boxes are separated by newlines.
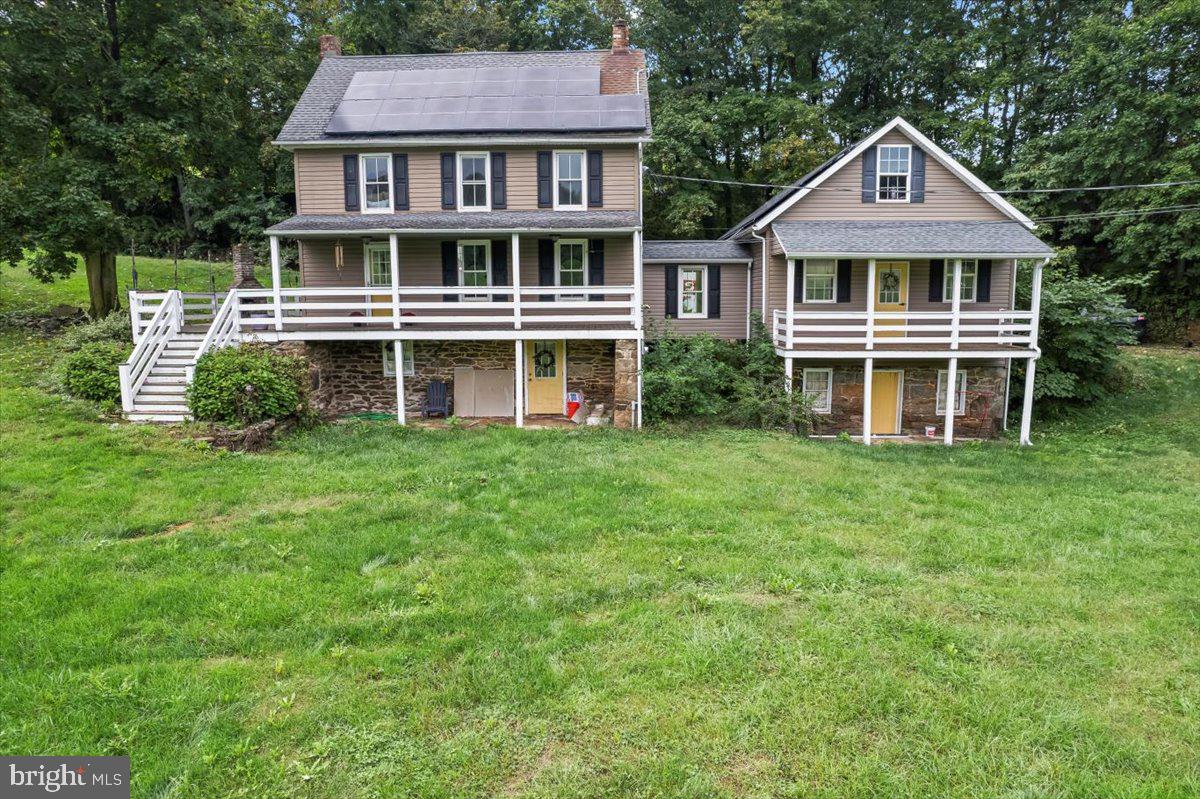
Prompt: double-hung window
<box><xmin>458</xmin><ymin>240</ymin><xmax>491</xmax><ymax>301</ymax></box>
<box><xmin>803</xmin><ymin>259</ymin><xmax>837</xmax><ymax>303</ymax></box>
<box><xmin>554</xmin><ymin>151</ymin><xmax>585</xmax><ymax>210</ymax></box>
<box><xmin>361</xmin><ymin>154</ymin><xmax>392</xmax><ymax>212</ymax></box>
<box><xmin>942</xmin><ymin>259</ymin><xmax>978</xmax><ymax>303</ymax></box>
<box><xmin>458</xmin><ymin>153</ymin><xmax>489</xmax><ymax>211</ymax></box>
<box><xmin>555</xmin><ymin>239</ymin><xmax>587</xmax><ymax>300</ymax></box>
<box><xmin>877</xmin><ymin>145</ymin><xmax>911</xmax><ymax>202</ymax></box>
<box><xmin>382</xmin><ymin>342</ymin><xmax>415</xmax><ymax>377</ymax></box>
<box><xmin>936</xmin><ymin>369</ymin><xmax>968</xmax><ymax>415</ymax></box>
<box><xmin>679</xmin><ymin>266</ymin><xmax>707</xmax><ymax>317</ymax></box>
<box><xmin>802</xmin><ymin>368</ymin><xmax>833</xmax><ymax>413</ymax></box>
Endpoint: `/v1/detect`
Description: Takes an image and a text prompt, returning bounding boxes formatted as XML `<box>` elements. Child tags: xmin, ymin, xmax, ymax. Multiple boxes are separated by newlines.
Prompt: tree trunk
<box><xmin>84</xmin><ymin>251</ymin><xmax>120</xmax><ymax>318</ymax></box>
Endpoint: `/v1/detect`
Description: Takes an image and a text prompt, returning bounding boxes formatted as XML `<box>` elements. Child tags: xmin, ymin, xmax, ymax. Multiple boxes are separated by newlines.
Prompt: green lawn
<box><xmin>1</xmin><ymin>281</ymin><xmax>1199</xmax><ymax>797</ymax></box>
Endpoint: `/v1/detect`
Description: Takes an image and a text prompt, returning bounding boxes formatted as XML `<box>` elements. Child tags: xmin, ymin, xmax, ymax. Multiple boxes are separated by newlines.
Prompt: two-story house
<box><xmin>120</xmin><ymin>23</ymin><xmax>1053</xmax><ymax>444</ymax></box>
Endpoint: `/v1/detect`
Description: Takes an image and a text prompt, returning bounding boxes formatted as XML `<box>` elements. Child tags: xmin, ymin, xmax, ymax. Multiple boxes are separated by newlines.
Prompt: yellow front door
<box><xmin>525</xmin><ymin>340</ymin><xmax>565</xmax><ymax>415</ymax></box>
<box><xmin>873</xmin><ymin>261</ymin><xmax>909</xmax><ymax>337</ymax></box>
<box><xmin>871</xmin><ymin>370</ymin><xmax>902</xmax><ymax>435</ymax></box>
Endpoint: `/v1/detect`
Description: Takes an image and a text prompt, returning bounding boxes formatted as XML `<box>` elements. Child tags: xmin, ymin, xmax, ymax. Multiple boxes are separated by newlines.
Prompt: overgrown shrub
<box><xmin>187</xmin><ymin>345</ymin><xmax>308</xmax><ymax>425</ymax></box>
<box><xmin>1014</xmin><ymin>250</ymin><xmax>1141</xmax><ymax>409</ymax></box>
<box><xmin>60</xmin><ymin>342</ymin><xmax>127</xmax><ymax>404</ymax></box>
<box><xmin>643</xmin><ymin>315</ymin><xmax>811</xmax><ymax>432</ymax></box>
<box><xmin>57</xmin><ymin>311</ymin><xmax>130</xmax><ymax>352</ymax></box>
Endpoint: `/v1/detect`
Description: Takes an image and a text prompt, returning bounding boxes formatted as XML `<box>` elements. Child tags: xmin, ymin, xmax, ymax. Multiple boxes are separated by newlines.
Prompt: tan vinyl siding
<box><xmin>294</xmin><ymin>146</ymin><xmax>638</xmax><ymax>215</ymax></box>
<box><xmin>777</xmin><ymin>129</ymin><xmax>1009</xmax><ymax>222</ymax></box>
<box><xmin>643</xmin><ymin>264</ymin><xmax>750</xmax><ymax>340</ymax></box>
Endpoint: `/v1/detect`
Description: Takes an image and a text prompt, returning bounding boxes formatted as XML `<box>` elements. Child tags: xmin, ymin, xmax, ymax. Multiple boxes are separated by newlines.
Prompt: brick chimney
<box><xmin>611</xmin><ymin>19</ymin><xmax>630</xmax><ymax>53</ymax></box>
<box><xmin>230</xmin><ymin>243</ymin><xmax>263</xmax><ymax>289</ymax></box>
<box><xmin>319</xmin><ymin>34</ymin><xmax>342</xmax><ymax>59</ymax></box>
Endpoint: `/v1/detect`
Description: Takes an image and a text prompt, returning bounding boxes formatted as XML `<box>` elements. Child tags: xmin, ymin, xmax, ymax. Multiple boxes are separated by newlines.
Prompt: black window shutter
<box><xmin>587</xmin><ymin>150</ymin><xmax>603</xmax><ymax>207</ymax></box>
<box><xmin>861</xmin><ymin>146</ymin><xmax>877</xmax><ymax>203</ymax></box>
<box><xmin>491</xmin><ymin>153</ymin><xmax>507</xmax><ymax>210</ymax></box>
<box><xmin>665</xmin><ymin>265</ymin><xmax>678</xmax><ymax>318</ymax></box>
<box><xmin>836</xmin><ymin>259</ymin><xmax>852</xmax><ymax>303</ymax></box>
<box><xmin>587</xmin><ymin>239</ymin><xmax>604</xmax><ymax>301</ymax></box>
<box><xmin>441</xmin><ymin>241</ymin><xmax>458</xmax><ymax>302</ymax></box>
<box><xmin>536</xmin><ymin>151</ymin><xmax>552</xmax><ymax>208</ymax></box>
<box><xmin>491</xmin><ymin>239</ymin><xmax>508</xmax><ymax>302</ymax></box>
<box><xmin>707</xmin><ymin>265</ymin><xmax>721</xmax><ymax>318</ymax></box>
<box><xmin>440</xmin><ymin>153</ymin><xmax>456</xmax><ymax>210</ymax></box>
<box><xmin>793</xmin><ymin>260</ymin><xmax>804</xmax><ymax>302</ymax></box>
<box><xmin>910</xmin><ymin>147</ymin><xmax>926</xmax><ymax>203</ymax></box>
<box><xmin>537</xmin><ymin>239</ymin><xmax>554</xmax><ymax>301</ymax></box>
<box><xmin>343</xmin><ymin>154</ymin><xmax>360</xmax><ymax>211</ymax></box>
<box><xmin>392</xmin><ymin>154</ymin><xmax>409</xmax><ymax>210</ymax></box>
<box><xmin>929</xmin><ymin>259</ymin><xmax>945</xmax><ymax>303</ymax></box>
<box><xmin>977</xmin><ymin>259</ymin><xmax>992</xmax><ymax>302</ymax></box>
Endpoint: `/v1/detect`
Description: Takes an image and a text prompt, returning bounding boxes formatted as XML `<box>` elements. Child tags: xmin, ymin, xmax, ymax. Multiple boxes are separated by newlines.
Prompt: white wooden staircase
<box><xmin>119</xmin><ymin>290</ymin><xmax>240</xmax><ymax>423</ymax></box>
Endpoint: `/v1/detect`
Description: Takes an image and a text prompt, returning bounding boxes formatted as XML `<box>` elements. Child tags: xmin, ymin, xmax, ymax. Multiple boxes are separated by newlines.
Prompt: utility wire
<box><xmin>648</xmin><ymin>172</ymin><xmax>1200</xmax><ymax>197</ymax></box>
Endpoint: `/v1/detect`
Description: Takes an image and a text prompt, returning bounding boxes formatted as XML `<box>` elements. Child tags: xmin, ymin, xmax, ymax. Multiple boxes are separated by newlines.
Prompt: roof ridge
<box><xmin>327</xmin><ymin>49</ymin><xmax>613</xmax><ymax>60</ymax></box>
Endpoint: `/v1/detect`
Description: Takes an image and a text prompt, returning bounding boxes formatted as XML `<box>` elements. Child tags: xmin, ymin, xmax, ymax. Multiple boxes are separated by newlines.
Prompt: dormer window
<box><xmin>458</xmin><ymin>152</ymin><xmax>490</xmax><ymax>211</ymax></box>
<box><xmin>554</xmin><ymin>151</ymin><xmax>585</xmax><ymax>210</ymax></box>
<box><xmin>361</xmin><ymin>154</ymin><xmax>392</xmax><ymax>213</ymax></box>
<box><xmin>877</xmin><ymin>145</ymin><xmax>910</xmax><ymax>202</ymax></box>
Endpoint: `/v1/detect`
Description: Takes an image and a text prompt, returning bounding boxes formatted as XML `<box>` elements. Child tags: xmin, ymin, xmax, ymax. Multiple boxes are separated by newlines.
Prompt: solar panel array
<box><xmin>326</xmin><ymin>65</ymin><xmax>647</xmax><ymax>135</ymax></box>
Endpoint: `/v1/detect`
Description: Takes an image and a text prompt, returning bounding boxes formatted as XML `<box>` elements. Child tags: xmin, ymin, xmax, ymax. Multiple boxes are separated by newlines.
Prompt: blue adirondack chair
<box><xmin>422</xmin><ymin>379</ymin><xmax>450</xmax><ymax>418</ymax></box>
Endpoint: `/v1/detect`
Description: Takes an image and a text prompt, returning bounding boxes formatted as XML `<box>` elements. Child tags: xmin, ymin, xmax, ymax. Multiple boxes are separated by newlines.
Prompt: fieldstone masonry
<box><xmin>802</xmin><ymin>361</ymin><xmax>1008</xmax><ymax>439</ymax></box>
<box><xmin>613</xmin><ymin>339</ymin><xmax>638</xmax><ymax>429</ymax></box>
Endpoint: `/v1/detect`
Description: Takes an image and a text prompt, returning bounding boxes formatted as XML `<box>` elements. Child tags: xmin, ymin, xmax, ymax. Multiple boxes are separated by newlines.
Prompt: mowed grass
<box><xmin>1</xmin><ymin>270</ymin><xmax>1199</xmax><ymax>797</ymax></box>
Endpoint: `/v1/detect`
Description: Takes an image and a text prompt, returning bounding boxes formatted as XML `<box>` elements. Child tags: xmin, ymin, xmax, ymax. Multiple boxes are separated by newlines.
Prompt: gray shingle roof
<box><xmin>266</xmin><ymin>211</ymin><xmax>640</xmax><ymax>234</ymax></box>
<box><xmin>771</xmin><ymin>220</ymin><xmax>1055</xmax><ymax>257</ymax></box>
<box><xmin>278</xmin><ymin>51</ymin><xmax>651</xmax><ymax>143</ymax></box>
<box><xmin>642</xmin><ymin>240</ymin><xmax>752</xmax><ymax>262</ymax></box>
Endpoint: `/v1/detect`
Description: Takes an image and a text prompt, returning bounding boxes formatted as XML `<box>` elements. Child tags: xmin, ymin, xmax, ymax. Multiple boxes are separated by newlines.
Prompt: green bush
<box><xmin>60</xmin><ymin>342</ymin><xmax>128</xmax><ymax>404</ymax></box>
<box><xmin>643</xmin><ymin>315</ymin><xmax>811</xmax><ymax>432</ymax></box>
<box><xmin>1014</xmin><ymin>250</ymin><xmax>1141</xmax><ymax>409</ymax></box>
<box><xmin>58</xmin><ymin>311</ymin><xmax>130</xmax><ymax>352</ymax></box>
<box><xmin>187</xmin><ymin>345</ymin><xmax>308</xmax><ymax>425</ymax></box>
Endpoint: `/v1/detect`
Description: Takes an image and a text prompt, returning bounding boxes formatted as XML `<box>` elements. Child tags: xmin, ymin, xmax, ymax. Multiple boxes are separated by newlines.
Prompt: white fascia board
<box><xmin>246</xmin><ymin>329</ymin><xmax>643</xmax><ymax>342</ymax></box>
<box><xmin>641</xmin><ymin>258</ymin><xmax>753</xmax><ymax>264</ymax></box>
<box><xmin>275</xmin><ymin>135</ymin><xmax>651</xmax><ymax>150</ymax></box>
<box><xmin>775</xmin><ymin>348</ymin><xmax>1040</xmax><ymax>360</ymax></box>
<box><xmin>777</xmin><ymin>250</ymin><xmax>1051</xmax><ymax>260</ymax></box>
<box><xmin>273</xmin><ymin>227</ymin><xmax>641</xmax><ymax>237</ymax></box>
<box><xmin>754</xmin><ymin>116</ymin><xmax>1035</xmax><ymax>231</ymax></box>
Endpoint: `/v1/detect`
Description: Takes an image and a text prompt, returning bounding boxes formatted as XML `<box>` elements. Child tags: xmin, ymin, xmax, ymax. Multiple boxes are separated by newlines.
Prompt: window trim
<box><xmin>876</xmin><ymin>143</ymin><xmax>912</xmax><ymax>204</ymax></box>
<box><xmin>802</xmin><ymin>258</ymin><xmax>838</xmax><ymax>304</ymax></box>
<box><xmin>360</xmin><ymin>153</ymin><xmax>393</xmax><ymax>214</ymax></box>
<box><xmin>942</xmin><ymin>259</ymin><xmax>979</xmax><ymax>304</ymax></box>
<box><xmin>552</xmin><ymin>149</ymin><xmax>587</xmax><ymax>211</ymax></box>
<box><xmin>382</xmin><ymin>341</ymin><xmax>415</xmax><ymax>377</ymax></box>
<box><xmin>456</xmin><ymin>151</ymin><xmax>491</xmax><ymax>212</ymax></box>
<box><xmin>554</xmin><ymin>238</ymin><xmax>588</xmax><ymax>300</ymax></box>
<box><xmin>678</xmin><ymin>264</ymin><xmax>708</xmax><ymax>318</ymax></box>
<box><xmin>802</xmin><ymin>368</ymin><xmax>833</xmax><ymax>414</ymax></box>
<box><xmin>362</xmin><ymin>241</ymin><xmax>392</xmax><ymax>287</ymax></box>
<box><xmin>457</xmin><ymin>239</ymin><xmax>492</xmax><ymax>302</ymax></box>
<box><xmin>936</xmin><ymin>369</ymin><xmax>968</xmax><ymax>415</ymax></box>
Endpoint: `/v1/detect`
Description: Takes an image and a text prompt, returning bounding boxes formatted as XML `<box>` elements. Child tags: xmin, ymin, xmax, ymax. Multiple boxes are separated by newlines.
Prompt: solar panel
<box><xmin>325</xmin><ymin>65</ymin><xmax>646</xmax><ymax>134</ymax></box>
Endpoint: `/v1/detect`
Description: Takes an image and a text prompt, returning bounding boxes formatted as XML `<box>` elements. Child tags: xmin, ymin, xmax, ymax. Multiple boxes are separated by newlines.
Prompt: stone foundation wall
<box><xmin>613</xmin><ymin>339</ymin><xmax>638</xmax><ymax>429</ymax></box>
<box><xmin>566</xmin><ymin>340</ymin><xmax>615</xmax><ymax>410</ymax></box>
<box><xmin>799</xmin><ymin>361</ymin><xmax>1008</xmax><ymax>439</ymax></box>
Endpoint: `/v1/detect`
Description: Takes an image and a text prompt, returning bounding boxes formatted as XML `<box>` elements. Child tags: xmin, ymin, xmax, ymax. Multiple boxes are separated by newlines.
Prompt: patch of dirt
<box><xmin>719</xmin><ymin>752</ymin><xmax>776</xmax><ymax>794</ymax></box>
<box><xmin>501</xmin><ymin>741</ymin><xmax>566</xmax><ymax>796</ymax></box>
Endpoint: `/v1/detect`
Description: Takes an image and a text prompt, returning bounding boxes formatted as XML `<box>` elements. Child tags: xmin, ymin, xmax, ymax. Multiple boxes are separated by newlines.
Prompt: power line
<box><xmin>648</xmin><ymin>172</ymin><xmax>1200</xmax><ymax>197</ymax></box>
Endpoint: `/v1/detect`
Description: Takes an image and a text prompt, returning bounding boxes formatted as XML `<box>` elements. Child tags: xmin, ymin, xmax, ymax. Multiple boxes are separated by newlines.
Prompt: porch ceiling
<box><xmin>772</xmin><ymin>220</ymin><xmax>1055</xmax><ymax>259</ymax></box>
<box><xmin>265</xmin><ymin>211</ymin><xmax>640</xmax><ymax>236</ymax></box>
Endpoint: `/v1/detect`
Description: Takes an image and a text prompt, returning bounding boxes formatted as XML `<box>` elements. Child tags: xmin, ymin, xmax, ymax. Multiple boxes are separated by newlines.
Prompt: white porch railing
<box><xmin>119</xmin><ymin>290</ymin><xmax>182</xmax><ymax>411</ymax></box>
<box><xmin>130</xmin><ymin>291</ymin><xmax>221</xmax><ymax>342</ymax></box>
<box><xmin>772</xmin><ymin>309</ymin><xmax>1036</xmax><ymax>350</ymax></box>
<box><xmin>186</xmin><ymin>291</ymin><xmax>241</xmax><ymax>382</ymax></box>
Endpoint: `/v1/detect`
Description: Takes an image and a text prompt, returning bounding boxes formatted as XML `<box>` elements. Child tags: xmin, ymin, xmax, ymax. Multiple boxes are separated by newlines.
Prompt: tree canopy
<box><xmin>1</xmin><ymin>0</ymin><xmax>1195</xmax><ymax>318</ymax></box>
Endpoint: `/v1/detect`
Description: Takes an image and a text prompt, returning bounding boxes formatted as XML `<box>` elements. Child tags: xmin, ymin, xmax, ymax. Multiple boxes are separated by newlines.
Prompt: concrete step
<box><xmin>125</xmin><ymin>411</ymin><xmax>190</xmax><ymax>423</ymax></box>
<box><xmin>132</xmin><ymin>401</ymin><xmax>190</xmax><ymax>413</ymax></box>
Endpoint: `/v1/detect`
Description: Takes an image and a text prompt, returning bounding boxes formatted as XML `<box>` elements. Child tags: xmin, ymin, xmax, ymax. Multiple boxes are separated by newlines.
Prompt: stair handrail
<box><xmin>185</xmin><ymin>290</ymin><xmax>241</xmax><ymax>383</ymax></box>
<box><xmin>119</xmin><ymin>289</ymin><xmax>182</xmax><ymax>412</ymax></box>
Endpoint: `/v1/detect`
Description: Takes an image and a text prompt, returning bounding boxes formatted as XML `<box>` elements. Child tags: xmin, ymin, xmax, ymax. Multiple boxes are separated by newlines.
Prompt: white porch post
<box><xmin>128</xmin><ymin>292</ymin><xmax>141</xmax><ymax>344</ymax></box>
<box><xmin>633</xmin><ymin>230</ymin><xmax>643</xmax><ymax>331</ymax></box>
<box><xmin>865</xmin><ymin>259</ymin><xmax>877</xmax><ymax>349</ymax></box>
<box><xmin>784</xmin><ymin>357</ymin><xmax>793</xmax><ymax>393</ymax></box>
<box><xmin>1020</xmin><ymin>259</ymin><xmax>1046</xmax><ymax>445</ymax></box>
<box><xmin>785</xmin><ymin>258</ymin><xmax>796</xmax><ymax>349</ymax></box>
<box><xmin>514</xmin><ymin>340</ymin><xmax>525</xmax><ymax>427</ymax></box>
<box><xmin>950</xmin><ymin>258</ymin><xmax>962</xmax><ymax>349</ymax></box>
<box><xmin>511</xmin><ymin>233</ymin><xmax>522</xmax><ymax>330</ymax></box>
<box><xmin>862</xmin><ymin>358</ymin><xmax>874</xmax><ymax>446</ymax></box>
<box><xmin>269</xmin><ymin>235</ymin><xmax>283</xmax><ymax>331</ymax></box>
<box><xmin>394</xmin><ymin>342</ymin><xmax>406</xmax><ymax>425</ymax></box>
<box><xmin>943</xmin><ymin>357</ymin><xmax>958</xmax><ymax>445</ymax></box>
<box><xmin>389</xmin><ymin>234</ymin><xmax>401</xmax><ymax>329</ymax></box>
